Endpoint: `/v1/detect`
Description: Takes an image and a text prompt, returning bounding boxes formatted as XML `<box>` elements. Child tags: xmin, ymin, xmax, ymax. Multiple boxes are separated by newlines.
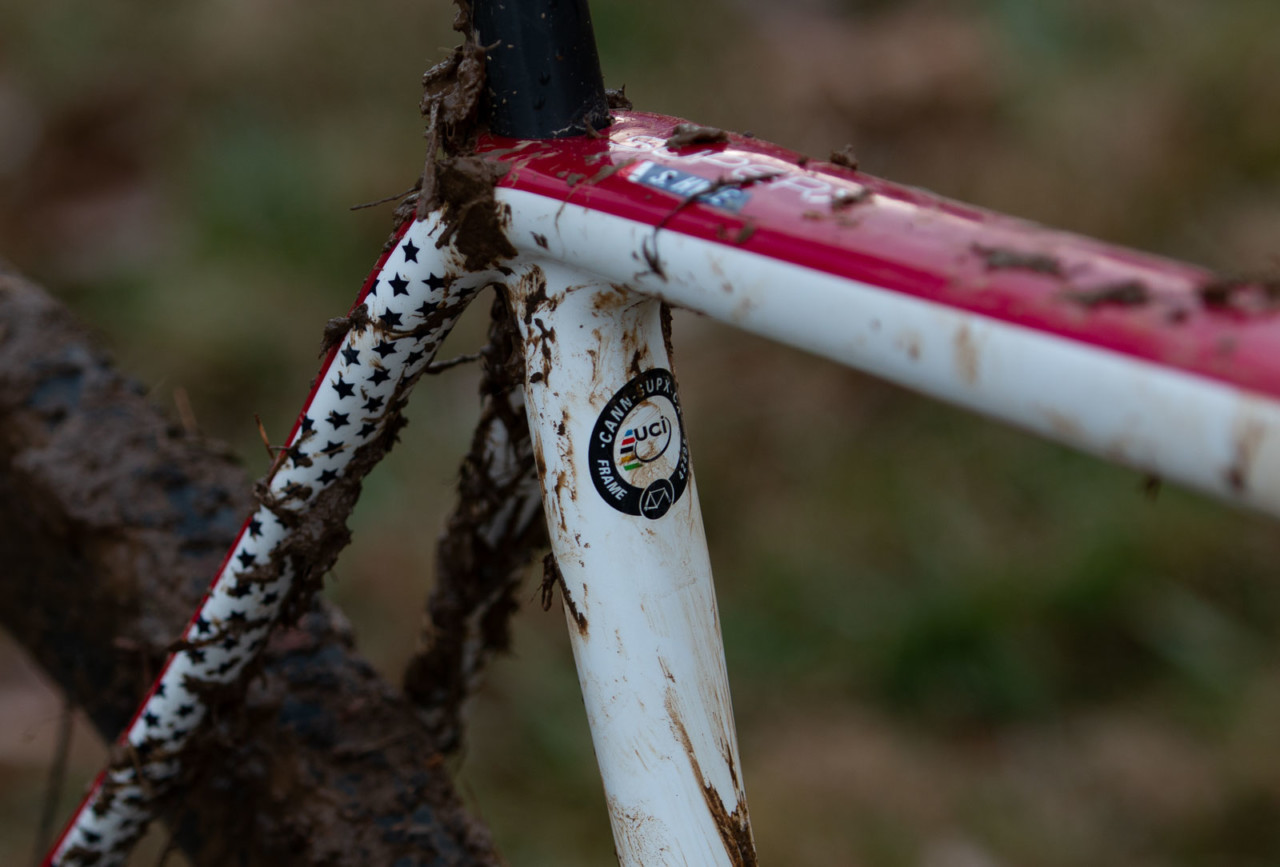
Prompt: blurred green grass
<box><xmin>4</xmin><ymin>0</ymin><xmax>1280</xmax><ymax>864</ymax></box>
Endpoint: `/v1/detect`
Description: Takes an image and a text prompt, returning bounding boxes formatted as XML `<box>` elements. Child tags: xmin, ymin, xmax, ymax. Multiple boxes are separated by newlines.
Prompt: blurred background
<box><xmin>3</xmin><ymin>0</ymin><xmax>1280</xmax><ymax>864</ymax></box>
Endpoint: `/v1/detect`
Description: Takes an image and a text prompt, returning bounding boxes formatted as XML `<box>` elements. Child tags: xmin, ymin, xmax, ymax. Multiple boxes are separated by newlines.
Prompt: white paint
<box><xmin>499</xmin><ymin>187</ymin><xmax>1280</xmax><ymax>517</ymax></box>
<box><xmin>509</xmin><ymin>261</ymin><xmax>753</xmax><ymax>866</ymax></box>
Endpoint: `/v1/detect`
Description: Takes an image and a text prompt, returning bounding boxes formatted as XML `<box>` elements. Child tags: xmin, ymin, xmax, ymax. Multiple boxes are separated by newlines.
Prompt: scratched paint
<box><xmin>508</xmin><ymin>262</ymin><xmax>756</xmax><ymax>867</ymax></box>
<box><xmin>495</xmin><ymin>190</ymin><xmax>1280</xmax><ymax>519</ymax></box>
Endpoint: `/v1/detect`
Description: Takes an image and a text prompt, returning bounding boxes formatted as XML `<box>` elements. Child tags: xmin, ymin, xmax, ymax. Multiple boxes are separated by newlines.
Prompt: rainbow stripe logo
<box><xmin>618</xmin><ymin>415</ymin><xmax>672</xmax><ymax>473</ymax></box>
<box><xmin>619</xmin><ymin>429</ymin><xmax>642</xmax><ymax>471</ymax></box>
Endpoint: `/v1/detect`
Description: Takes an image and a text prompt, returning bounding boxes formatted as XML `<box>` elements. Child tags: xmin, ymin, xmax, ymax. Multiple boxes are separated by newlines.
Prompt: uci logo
<box><xmin>618</xmin><ymin>413</ymin><xmax>672</xmax><ymax>472</ymax></box>
<box><xmin>589</xmin><ymin>368</ymin><xmax>689</xmax><ymax>521</ymax></box>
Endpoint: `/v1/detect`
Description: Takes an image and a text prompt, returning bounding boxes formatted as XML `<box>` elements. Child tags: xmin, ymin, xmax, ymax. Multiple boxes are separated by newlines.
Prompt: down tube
<box><xmin>507</xmin><ymin>260</ymin><xmax>756</xmax><ymax>866</ymax></box>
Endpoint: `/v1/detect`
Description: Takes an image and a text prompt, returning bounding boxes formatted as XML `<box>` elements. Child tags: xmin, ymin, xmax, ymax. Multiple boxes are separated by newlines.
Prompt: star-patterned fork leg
<box><xmin>46</xmin><ymin>215</ymin><xmax>507</xmax><ymax>867</ymax></box>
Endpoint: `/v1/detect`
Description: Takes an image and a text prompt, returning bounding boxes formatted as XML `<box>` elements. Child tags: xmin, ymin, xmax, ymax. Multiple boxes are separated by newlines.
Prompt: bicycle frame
<box><xmin>43</xmin><ymin>19</ymin><xmax>1280</xmax><ymax>867</ymax></box>
<box><xmin>490</xmin><ymin>114</ymin><xmax>1280</xmax><ymax>518</ymax></box>
<box><xmin>489</xmin><ymin>112</ymin><xmax>1280</xmax><ymax>864</ymax></box>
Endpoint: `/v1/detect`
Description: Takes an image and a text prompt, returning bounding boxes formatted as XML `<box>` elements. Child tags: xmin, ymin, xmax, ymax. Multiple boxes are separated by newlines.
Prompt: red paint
<box><xmin>482</xmin><ymin>112</ymin><xmax>1280</xmax><ymax>401</ymax></box>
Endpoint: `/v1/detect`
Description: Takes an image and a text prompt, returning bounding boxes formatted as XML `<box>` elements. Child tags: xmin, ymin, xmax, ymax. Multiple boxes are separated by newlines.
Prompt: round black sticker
<box><xmin>588</xmin><ymin>368</ymin><xmax>690</xmax><ymax>520</ymax></box>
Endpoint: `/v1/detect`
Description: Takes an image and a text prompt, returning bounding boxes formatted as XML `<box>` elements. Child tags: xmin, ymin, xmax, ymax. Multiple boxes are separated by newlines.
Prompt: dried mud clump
<box><xmin>1066</xmin><ymin>281</ymin><xmax>1151</xmax><ymax>309</ymax></box>
<box><xmin>829</xmin><ymin>144</ymin><xmax>860</xmax><ymax>170</ymax></box>
<box><xmin>606</xmin><ymin>85</ymin><xmax>634</xmax><ymax>111</ymax></box>
<box><xmin>394</xmin><ymin>1</ymin><xmax>518</xmax><ymax>275</ymax></box>
<box><xmin>972</xmin><ymin>244</ymin><xmax>1063</xmax><ymax>276</ymax></box>
<box><xmin>1198</xmin><ymin>276</ymin><xmax>1280</xmax><ymax>316</ymax></box>
<box><xmin>434</xmin><ymin>156</ymin><xmax>517</xmax><ymax>272</ymax></box>
<box><xmin>665</xmin><ymin>123</ymin><xmax>730</xmax><ymax>149</ymax></box>
<box><xmin>402</xmin><ymin>297</ymin><xmax>546</xmax><ymax>753</ymax></box>
<box><xmin>319</xmin><ymin>303</ymin><xmax>372</xmax><ymax>357</ymax></box>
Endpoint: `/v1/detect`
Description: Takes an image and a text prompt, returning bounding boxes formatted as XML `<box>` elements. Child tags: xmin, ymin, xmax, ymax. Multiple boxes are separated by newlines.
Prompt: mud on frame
<box><xmin>34</xmin><ymin>1</ymin><xmax>1280</xmax><ymax>864</ymax></box>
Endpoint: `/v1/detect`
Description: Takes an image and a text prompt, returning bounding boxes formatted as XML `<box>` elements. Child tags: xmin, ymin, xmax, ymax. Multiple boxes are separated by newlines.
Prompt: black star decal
<box><xmin>379</xmin><ymin>310</ymin><xmax>403</xmax><ymax>328</ymax></box>
<box><xmin>333</xmin><ymin>376</ymin><xmax>355</xmax><ymax>399</ymax></box>
<box><xmin>143</xmin><ymin>711</ymin><xmax>159</xmax><ymax>727</ymax></box>
<box><xmin>425</xmin><ymin>273</ymin><xmax>449</xmax><ymax>292</ymax></box>
<box><xmin>321</xmin><ymin>440</ymin><xmax>343</xmax><ymax>455</ymax></box>
<box><xmin>247</xmin><ymin>517</ymin><xmax>263</xmax><ymax>538</ymax></box>
<box><xmin>195</xmin><ymin>616</ymin><xmax>211</xmax><ymax>634</ymax></box>
<box><xmin>389</xmin><ymin>273</ymin><xmax>410</xmax><ymax>295</ymax></box>
<box><xmin>300</xmin><ymin>415</ymin><xmax>314</xmax><ymax>433</ymax></box>
<box><xmin>368</xmin><ymin>367</ymin><xmax>391</xmax><ymax>386</ymax></box>
<box><xmin>372</xmin><ymin>340</ymin><xmax>398</xmax><ymax>359</ymax></box>
<box><xmin>216</xmin><ymin>660</ymin><xmax>237</xmax><ymax>675</ymax></box>
<box><xmin>155</xmin><ymin>683</ymin><xmax>166</xmax><ymax>698</ymax></box>
<box><xmin>176</xmin><ymin>704</ymin><xmax>195</xmax><ymax>718</ymax></box>
<box><xmin>404</xmin><ymin>349</ymin><xmax>426</xmax><ymax>367</ymax></box>
<box><xmin>288</xmin><ymin>444</ymin><xmax>308</xmax><ymax>467</ymax></box>
<box><xmin>402</xmin><ymin>239</ymin><xmax>419</xmax><ymax>262</ymax></box>
<box><xmin>189</xmin><ymin>649</ymin><xmax>206</xmax><ymax>664</ymax></box>
<box><xmin>228</xmin><ymin>610</ymin><xmax>247</xmax><ymax>624</ymax></box>
<box><xmin>363</xmin><ymin>396</ymin><xmax>383</xmax><ymax>412</ymax></box>
<box><xmin>318</xmin><ymin>468</ymin><xmax>339</xmax><ymax>484</ymax></box>
<box><xmin>171</xmin><ymin>726</ymin><xmax>190</xmax><ymax>740</ymax></box>
<box><xmin>358</xmin><ymin>422</ymin><xmax>378</xmax><ymax>438</ymax></box>
<box><xmin>221</xmin><ymin>636</ymin><xmax>238</xmax><ymax>651</ymax></box>
<box><xmin>83</xmin><ymin>831</ymin><xmax>102</xmax><ymax>845</ymax></box>
<box><xmin>327</xmin><ymin>410</ymin><xmax>349</xmax><ymax>429</ymax></box>
<box><xmin>262</xmin><ymin>591</ymin><xmax>280</xmax><ymax>605</ymax></box>
<box><xmin>237</xmin><ymin>550</ymin><xmax>256</xmax><ymax>568</ymax></box>
<box><xmin>415</xmin><ymin>300</ymin><xmax>437</xmax><ymax>318</ymax></box>
<box><xmin>283</xmin><ymin>481</ymin><xmax>309</xmax><ymax>500</ymax></box>
<box><xmin>341</xmin><ymin>346</ymin><xmax>360</xmax><ymax>365</ymax></box>
<box><xmin>227</xmin><ymin>582</ymin><xmax>252</xmax><ymax>599</ymax></box>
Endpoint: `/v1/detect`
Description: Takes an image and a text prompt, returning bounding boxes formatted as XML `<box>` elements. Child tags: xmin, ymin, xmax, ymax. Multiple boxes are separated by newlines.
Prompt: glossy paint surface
<box><xmin>483</xmin><ymin>111</ymin><xmax>1280</xmax><ymax>402</ymax></box>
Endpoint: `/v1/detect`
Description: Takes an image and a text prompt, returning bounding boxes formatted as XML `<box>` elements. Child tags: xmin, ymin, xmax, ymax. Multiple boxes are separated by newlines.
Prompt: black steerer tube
<box><xmin>473</xmin><ymin>0</ymin><xmax>611</xmax><ymax>138</ymax></box>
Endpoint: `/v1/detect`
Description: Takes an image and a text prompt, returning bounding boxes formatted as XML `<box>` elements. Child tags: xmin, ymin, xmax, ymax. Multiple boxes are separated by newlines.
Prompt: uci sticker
<box><xmin>589</xmin><ymin>368</ymin><xmax>690</xmax><ymax>520</ymax></box>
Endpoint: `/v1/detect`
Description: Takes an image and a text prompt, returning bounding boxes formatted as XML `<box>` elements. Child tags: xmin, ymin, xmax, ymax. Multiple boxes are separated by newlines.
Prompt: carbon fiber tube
<box><xmin>473</xmin><ymin>0</ymin><xmax>611</xmax><ymax>138</ymax></box>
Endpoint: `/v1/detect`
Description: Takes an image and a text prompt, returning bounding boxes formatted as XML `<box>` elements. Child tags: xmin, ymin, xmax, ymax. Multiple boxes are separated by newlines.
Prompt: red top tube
<box><xmin>481</xmin><ymin>111</ymin><xmax>1280</xmax><ymax>402</ymax></box>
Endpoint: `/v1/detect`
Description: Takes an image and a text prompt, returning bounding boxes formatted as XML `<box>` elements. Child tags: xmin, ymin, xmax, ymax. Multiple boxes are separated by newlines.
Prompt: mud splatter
<box><xmin>831</xmin><ymin>187</ymin><xmax>873</xmax><ymax>210</ymax></box>
<box><xmin>1065</xmin><ymin>281</ymin><xmax>1150</xmax><ymax>308</ymax></box>
<box><xmin>1226</xmin><ymin>418</ymin><xmax>1266</xmax><ymax>493</ymax></box>
<box><xmin>665</xmin><ymin>123</ymin><xmax>730</xmax><ymax>149</ymax></box>
<box><xmin>1198</xmin><ymin>276</ymin><xmax>1280</xmax><ymax>316</ymax></box>
<box><xmin>954</xmin><ymin>324</ymin><xmax>980</xmax><ymax>385</ymax></box>
<box><xmin>403</xmin><ymin>296</ymin><xmax>546</xmax><ymax>754</ymax></box>
<box><xmin>828</xmin><ymin>145</ymin><xmax>859</xmax><ymax>170</ymax></box>
<box><xmin>539</xmin><ymin>551</ymin><xmax>562</xmax><ymax>612</ymax></box>
<box><xmin>432</xmin><ymin>155</ymin><xmax>517</xmax><ymax>272</ymax></box>
<box><xmin>973</xmin><ymin>244</ymin><xmax>1063</xmax><ymax>276</ymax></box>
<box><xmin>558</xmin><ymin>572</ymin><xmax>589</xmax><ymax>638</ymax></box>
<box><xmin>606</xmin><ymin>86</ymin><xmax>634</xmax><ymax>111</ymax></box>
<box><xmin>640</xmin><ymin>236</ymin><xmax>667</xmax><ymax>281</ymax></box>
<box><xmin>319</xmin><ymin>303</ymin><xmax>371</xmax><ymax>357</ymax></box>
<box><xmin>665</xmin><ymin>692</ymin><xmax>757</xmax><ymax>866</ymax></box>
